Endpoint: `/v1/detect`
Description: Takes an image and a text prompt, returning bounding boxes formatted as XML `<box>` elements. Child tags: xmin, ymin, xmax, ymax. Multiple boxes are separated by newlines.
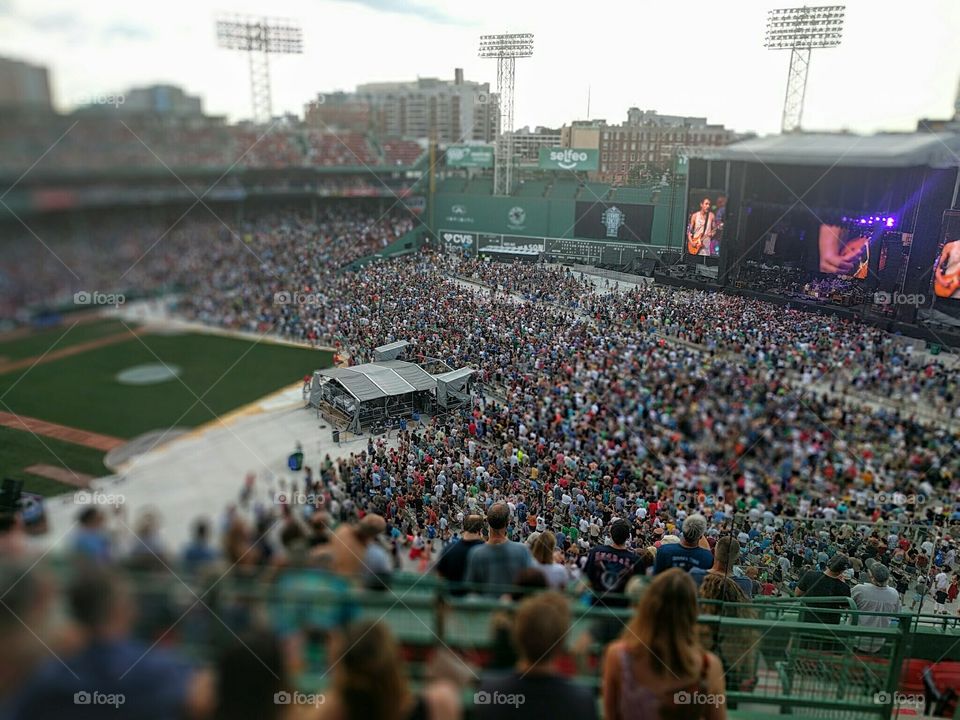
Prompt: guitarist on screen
<box><xmin>687</xmin><ymin>197</ymin><xmax>716</xmax><ymax>256</ymax></box>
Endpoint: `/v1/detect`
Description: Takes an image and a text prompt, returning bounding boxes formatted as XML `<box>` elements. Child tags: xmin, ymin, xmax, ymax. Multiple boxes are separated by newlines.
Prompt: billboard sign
<box><xmin>538</xmin><ymin>148</ymin><xmax>599</xmax><ymax>172</ymax></box>
<box><xmin>446</xmin><ymin>145</ymin><xmax>494</xmax><ymax>168</ymax></box>
<box><xmin>477</xmin><ymin>234</ymin><xmax>545</xmax><ymax>256</ymax></box>
<box><xmin>440</xmin><ymin>230</ymin><xmax>477</xmax><ymax>254</ymax></box>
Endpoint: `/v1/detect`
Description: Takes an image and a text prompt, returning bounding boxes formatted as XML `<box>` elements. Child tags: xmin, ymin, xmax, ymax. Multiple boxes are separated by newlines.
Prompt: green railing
<box><xmin>12</xmin><ymin>561</ymin><xmax>959</xmax><ymax>719</ymax></box>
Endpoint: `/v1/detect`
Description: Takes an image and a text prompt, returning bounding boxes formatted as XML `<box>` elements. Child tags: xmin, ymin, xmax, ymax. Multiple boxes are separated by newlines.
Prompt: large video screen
<box><xmin>574</xmin><ymin>201</ymin><xmax>654</xmax><ymax>243</ymax></box>
<box><xmin>686</xmin><ymin>189</ymin><xmax>726</xmax><ymax>257</ymax></box>
<box><xmin>933</xmin><ymin>210</ymin><xmax>960</xmax><ymax>301</ymax></box>
<box><xmin>816</xmin><ymin>223</ymin><xmax>871</xmax><ymax>278</ymax></box>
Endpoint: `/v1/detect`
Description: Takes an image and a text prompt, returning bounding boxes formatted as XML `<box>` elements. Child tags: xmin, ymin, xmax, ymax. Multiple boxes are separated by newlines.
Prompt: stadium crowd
<box><xmin>0</xmin><ymin>116</ymin><xmax>423</xmax><ymax>175</ymax></box>
<box><xmin>3</xmin><ymin>211</ymin><xmax>960</xmax><ymax>719</ymax></box>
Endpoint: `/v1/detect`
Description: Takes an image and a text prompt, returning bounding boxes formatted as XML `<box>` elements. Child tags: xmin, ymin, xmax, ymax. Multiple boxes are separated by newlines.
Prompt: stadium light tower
<box><xmin>765</xmin><ymin>6</ymin><xmax>845</xmax><ymax>133</ymax></box>
<box><xmin>479</xmin><ymin>33</ymin><xmax>534</xmax><ymax>196</ymax></box>
<box><xmin>216</xmin><ymin>15</ymin><xmax>303</xmax><ymax>124</ymax></box>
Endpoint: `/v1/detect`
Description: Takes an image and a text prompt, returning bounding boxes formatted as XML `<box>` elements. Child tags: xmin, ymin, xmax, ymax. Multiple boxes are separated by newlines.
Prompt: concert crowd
<box><xmin>2</xmin><ymin>210</ymin><xmax>960</xmax><ymax>720</ymax></box>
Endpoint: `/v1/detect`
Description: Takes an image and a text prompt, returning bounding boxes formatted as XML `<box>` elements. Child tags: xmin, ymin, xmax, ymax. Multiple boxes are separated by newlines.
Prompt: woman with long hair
<box><xmin>602</xmin><ymin>568</ymin><xmax>727</xmax><ymax>720</ymax></box>
<box><xmin>698</xmin><ymin>573</ymin><xmax>758</xmax><ymax>692</ymax></box>
<box><xmin>530</xmin><ymin>531</ymin><xmax>570</xmax><ymax>590</ymax></box>
<box><xmin>312</xmin><ymin>620</ymin><xmax>460</xmax><ymax>720</ymax></box>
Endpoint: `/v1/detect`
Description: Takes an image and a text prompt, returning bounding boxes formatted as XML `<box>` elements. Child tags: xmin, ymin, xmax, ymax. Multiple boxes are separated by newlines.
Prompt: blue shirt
<box><xmin>9</xmin><ymin>639</ymin><xmax>192</xmax><ymax>720</ymax></box>
<box><xmin>653</xmin><ymin>542</ymin><xmax>714</xmax><ymax>574</ymax></box>
<box><xmin>72</xmin><ymin>529</ymin><xmax>111</xmax><ymax>563</ymax></box>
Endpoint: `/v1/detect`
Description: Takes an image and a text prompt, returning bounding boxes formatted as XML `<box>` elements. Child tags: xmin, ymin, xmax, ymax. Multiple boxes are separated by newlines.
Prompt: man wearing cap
<box><xmin>851</xmin><ymin>563</ymin><xmax>901</xmax><ymax>653</ymax></box>
<box><xmin>796</xmin><ymin>553</ymin><xmax>852</xmax><ymax>625</ymax></box>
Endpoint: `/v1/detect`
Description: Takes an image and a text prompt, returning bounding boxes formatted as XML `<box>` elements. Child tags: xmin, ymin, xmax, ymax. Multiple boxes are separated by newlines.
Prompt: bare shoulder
<box><xmin>603</xmin><ymin>640</ymin><xmax>626</xmax><ymax>667</ymax></box>
<box><xmin>704</xmin><ymin>651</ymin><xmax>726</xmax><ymax>692</ymax></box>
<box><xmin>294</xmin><ymin>693</ymin><xmax>342</xmax><ymax>720</ymax></box>
<box><xmin>423</xmin><ymin>680</ymin><xmax>462</xmax><ymax>720</ymax></box>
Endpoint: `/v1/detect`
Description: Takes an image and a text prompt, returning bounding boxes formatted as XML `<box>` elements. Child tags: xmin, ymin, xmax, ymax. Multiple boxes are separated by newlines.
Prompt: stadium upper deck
<box><xmin>0</xmin><ymin>113</ymin><xmax>426</xmax><ymax>176</ymax></box>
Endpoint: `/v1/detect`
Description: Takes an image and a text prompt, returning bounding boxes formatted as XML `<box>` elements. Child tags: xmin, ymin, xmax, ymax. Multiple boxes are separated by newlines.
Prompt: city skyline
<box><xmin>1</xmin><ymin>0</ymin><xmax>959</xmax><ymax>136</ymax></box>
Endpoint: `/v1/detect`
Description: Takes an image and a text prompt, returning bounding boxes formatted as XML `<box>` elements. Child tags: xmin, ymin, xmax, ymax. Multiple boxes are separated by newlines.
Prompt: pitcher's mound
<box><xmin>116</xmin><ymin>363</ymin><xmax>182</xmax><ymax>385</ymax></box>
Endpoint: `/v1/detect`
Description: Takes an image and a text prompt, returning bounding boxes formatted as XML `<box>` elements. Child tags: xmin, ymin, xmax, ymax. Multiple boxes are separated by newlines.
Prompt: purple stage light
<box><xmin>886</xmin><ymin>218</ymin><xmax>895</xmax><ymax>227</ymax></box>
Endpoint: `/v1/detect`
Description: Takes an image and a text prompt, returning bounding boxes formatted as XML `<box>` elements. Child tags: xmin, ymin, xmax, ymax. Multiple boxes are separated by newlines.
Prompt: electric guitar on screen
<box><xmin>687</xmin><ymin>211</ymin><xmax>715</xmax><ymax>255</ymax></box>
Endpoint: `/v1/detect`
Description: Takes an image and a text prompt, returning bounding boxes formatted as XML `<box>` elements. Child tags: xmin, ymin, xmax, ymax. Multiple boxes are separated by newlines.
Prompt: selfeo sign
<box><xmin>538</xmin><ymin>148</ymin><xmax>599</xmax><ymax>171</ymax></box>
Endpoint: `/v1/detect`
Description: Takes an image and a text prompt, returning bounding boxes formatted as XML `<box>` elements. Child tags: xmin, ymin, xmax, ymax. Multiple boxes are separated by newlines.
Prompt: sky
<box><xmin>1</xmin><ymin>0</ymin><xmax>959</xmax><ymax>137</ymax></box>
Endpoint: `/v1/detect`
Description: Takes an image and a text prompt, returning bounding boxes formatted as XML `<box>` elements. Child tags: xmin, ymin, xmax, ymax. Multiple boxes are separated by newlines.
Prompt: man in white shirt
<box><xmin>851</xmin><ymin>564</ymin><xmax>901</xmax><ymax>653</ymax></box>
<box><xmin>934</xmin><ymin>568</ymin><xmax>950</xmax><ymax>614</ymax></box>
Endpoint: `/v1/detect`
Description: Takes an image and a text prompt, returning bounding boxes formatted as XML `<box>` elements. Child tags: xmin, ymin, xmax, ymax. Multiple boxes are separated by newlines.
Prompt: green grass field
<box><xmin>0</xmin><ymin>426</ymin><xmax>111</xmax><ymax>497</ymax></box>
<box><xmin>0</xmin><ymin>327</ymin><xmax>332</xmax><ymax>495</ymax></box>
<box><xmin>0</xmin><ymin>318</ymin><xmax>130</xmax><ymax>361</ymax></box>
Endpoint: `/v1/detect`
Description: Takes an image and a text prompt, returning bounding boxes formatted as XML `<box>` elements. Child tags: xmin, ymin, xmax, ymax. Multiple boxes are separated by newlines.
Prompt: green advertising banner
<box><xmin>538</xmin><ymin>148</ymin><xmax>599</xmax><ymax>172</ymax></box>
<box><xmin>434</xmin><ymin>195</ymin><xmax>550</xmax><ymax>237</ymax></box>
<box><xmin>445</xmin><ymin>145</ymin><xmax>494</xmax><ymax>168</ymax></box>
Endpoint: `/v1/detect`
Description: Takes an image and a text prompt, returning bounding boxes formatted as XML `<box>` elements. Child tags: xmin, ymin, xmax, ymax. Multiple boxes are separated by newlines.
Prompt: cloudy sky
<box><xmin>1</xmin><ymin>0</ymin><xmax>958</xmax><ymax>136</ymax></box>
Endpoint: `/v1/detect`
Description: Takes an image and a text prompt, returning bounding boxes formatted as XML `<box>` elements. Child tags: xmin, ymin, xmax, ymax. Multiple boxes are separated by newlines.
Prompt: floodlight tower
<box><xmin>479</xmin><ymin>33</ymin><xmax>534</xmax><ymax>195</ymax></box>
<box><xmin>765</xmin><ymin>6</ymin><xmax>845</xmax><ymax>133</ymax></box>
<box><xmin>216</xmin><ymin>15</ymin><xmax>303</xmax><ymax>124</ymax></box>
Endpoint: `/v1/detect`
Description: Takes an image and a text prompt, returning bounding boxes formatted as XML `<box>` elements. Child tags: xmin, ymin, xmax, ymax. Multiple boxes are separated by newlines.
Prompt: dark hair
<box><xmin>611</xmin><ymin>519</ymin><xmax>631</xmax><ymax>545</ymax></box>
<box><xmin>714</xmin><ymin>536</ymin><xmax>741</xmax><ymax>570</ymax></box>
<box><xmin>511</xmin><ymin>567</ymin><xmax>549</xmax><ymax>601</ymax></box>
<box><xmin>828</xmin><ymin>554</ymin><xmax>851</xmax><ymax>573</ymax></box>
<box><xmin>487</xmin><ymin>503</ymin><xmax>510</xmax><ymax>531</ymax></box>
<box><xmin>0</xmin><ymin>512</ymin><xmax>17</xmax><ymax>533</ymax></box>
<box><xmin>193</xmin><ymin>518</ymin><xmax>209</xmax><ymax>540</ymax></box>
<box><xmin>67</xmin><ymin>566</ymin><xmax>124</xmax><ymax>630</ymax></box>
<box><xmin>215</xmin><ymin>630</ymin><xmax>287</xmax><ymax>720</ymax></box>
<box><xmin>463</xmin><ymin>514</ymin><xmax>484</xmax><ymax>533</ymax></box>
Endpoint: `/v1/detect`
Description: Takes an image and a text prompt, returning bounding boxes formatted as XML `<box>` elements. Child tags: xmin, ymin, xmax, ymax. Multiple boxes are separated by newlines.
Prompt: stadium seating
<box><xmin>0</xmin><ymin>116</ymin><xmax>425</xmax><ymax>175</ymax></box>
<box><xmin>97</xmin><ymin>563</ymin><xmax>959</xmax><ymax>720</ymax></box>
<box><xmin>382</xmin><ymin>139</ymin><xmax>424</xmax><ymax>166</ymax></box>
